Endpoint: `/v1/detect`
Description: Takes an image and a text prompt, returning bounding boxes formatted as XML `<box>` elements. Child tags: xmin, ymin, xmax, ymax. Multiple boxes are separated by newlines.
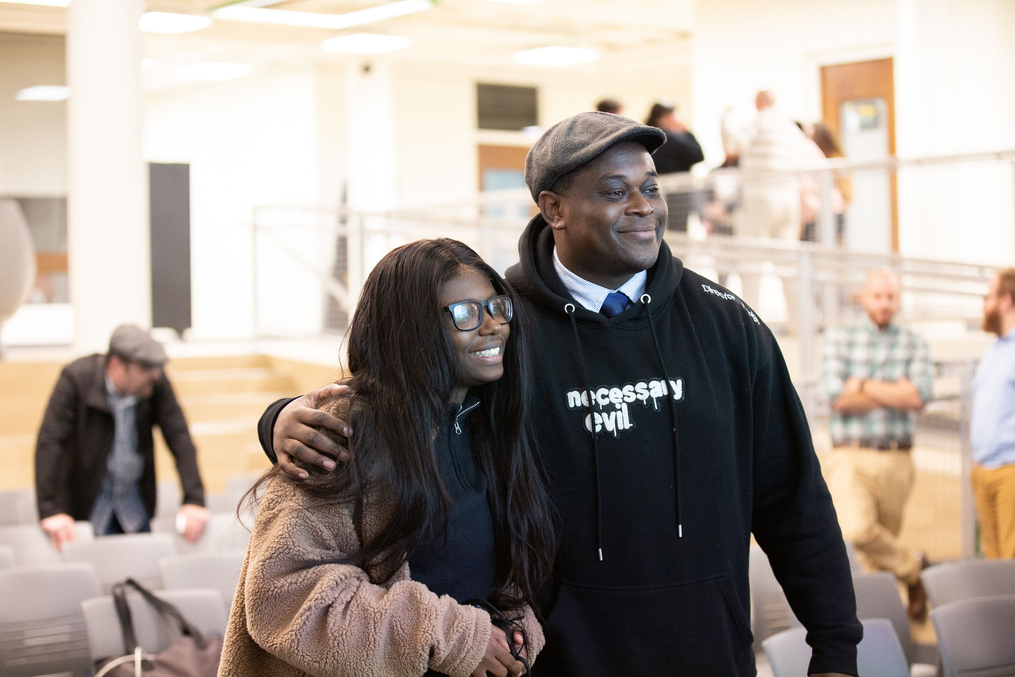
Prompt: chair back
<box><xmin>931</xmin><ymin>593</ymin><xmax>1015</xmax><ymax>677</ymax></box>
<box><xmin>0</xmin><ymin>488</ymin><xmax>36</xmax><ymax>526</ymax></box>
<box><xmin>0</xmin><ymin>545</ymin><xmax>14</xmax><ymax>569</ymax></box>
<box><xmin>0</xmin><ymin>562</ymin><xmax>101</xmax><ymax>677</ymax></box>
<box><xmin>62</xmin><ymin>532</ymin><xmax>175</xmax><ymax>592</ymax></box>
<box><xmin>749</xmin><ymin>545</ymin><xmax>799</xmax><ymax>647</ymax></box>
<box><xmin>164</xmin><ymin>513</ymin><xmax>251</xmax><ymax>556</ymax></box>
<box><xmin>159</xmin><ymin>551</ymin><xmax>244</xmax><ymax>608</ymax></box>
<box><xmin>922</xmin><ymin>559</ymin><xmax>1015</xmax><ymax>607</ymax></box>
<box><xmin>81</xmin><ymin>587</ymin><xmax>227</xmax><ymax>660</ymax></box>
<box><xmin>853</xmin><ymin>571</ymin><xmax>913</xmax><ymax>664</ymax></box>
<box><xmin>764</xmin><ymin>618</ymin><xmax>909</xmax><ymax>677</ymax></box>
<box><xmin>0</xmin><ymin>522</ymin><xmax>94</xmax><ymax>565</ymax></box>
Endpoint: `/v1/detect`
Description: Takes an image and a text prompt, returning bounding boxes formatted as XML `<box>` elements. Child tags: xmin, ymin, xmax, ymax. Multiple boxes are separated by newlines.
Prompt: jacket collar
<box><xmin>82</xmin><ymin>354</ymin><xmax>113</xmax><ymax>413</ymax></box>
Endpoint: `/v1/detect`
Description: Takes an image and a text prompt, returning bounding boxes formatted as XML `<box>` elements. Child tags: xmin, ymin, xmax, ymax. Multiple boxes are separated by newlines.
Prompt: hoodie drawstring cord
<box><xmin>641</xmin><ymin>294</ymin><xmax>683</xmax><ymax>538</ymax></box>
<box><xmin>565</xmin><ymin>303</ymin><xmax>604</xmax><ymax>561</ymax></box>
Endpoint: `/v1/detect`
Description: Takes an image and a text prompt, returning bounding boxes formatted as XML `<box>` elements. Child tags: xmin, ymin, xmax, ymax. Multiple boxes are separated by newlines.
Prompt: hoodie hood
<box><xmin>506</xmin><ymin>213</ymin><xmax>683</xmax><ymax>325</ymax></box>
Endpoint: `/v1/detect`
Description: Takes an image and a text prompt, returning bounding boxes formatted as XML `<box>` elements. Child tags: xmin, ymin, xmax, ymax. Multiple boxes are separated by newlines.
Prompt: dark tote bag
<box><xmin>93</xmin><ymin>578</ymin><xmax>223</xmax><ymax>677</ymax></box>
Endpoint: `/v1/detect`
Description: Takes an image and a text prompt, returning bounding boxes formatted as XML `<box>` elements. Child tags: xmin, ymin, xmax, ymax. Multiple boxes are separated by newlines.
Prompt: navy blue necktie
<box><xmin>600</xmin><ymin>291</ymin><xmax>630</xmax><ymax>318</ymax></box>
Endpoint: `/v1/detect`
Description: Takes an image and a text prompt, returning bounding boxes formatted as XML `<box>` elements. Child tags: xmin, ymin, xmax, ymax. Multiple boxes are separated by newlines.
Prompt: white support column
<box><xmin>66</xmin><ymin>0</ymin><xmax>148</xmax><ymax>354</ymax></box>
<box><xmin>344</xmin><ymin>59</ymin><xmax>398</xmax><ymax>304</ymax></box>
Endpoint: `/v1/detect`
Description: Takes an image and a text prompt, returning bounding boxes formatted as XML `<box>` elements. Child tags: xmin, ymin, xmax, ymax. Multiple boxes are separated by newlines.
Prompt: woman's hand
<box><xmin>472</xmin><ymin>626</ymin><xmax>526</xmax><ymax>677</ymax></box>
<box><xmin>274</xmin><ymin>384</ymin><xmax>351</xmax><ymax>479</ymax></box>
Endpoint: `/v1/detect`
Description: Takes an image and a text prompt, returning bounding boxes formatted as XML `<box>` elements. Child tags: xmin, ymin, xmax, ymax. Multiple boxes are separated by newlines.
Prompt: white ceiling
<box><xmin>0</xmin><ymin>0</ymin><xmax>694</xmax><ymax>89</ymax></box>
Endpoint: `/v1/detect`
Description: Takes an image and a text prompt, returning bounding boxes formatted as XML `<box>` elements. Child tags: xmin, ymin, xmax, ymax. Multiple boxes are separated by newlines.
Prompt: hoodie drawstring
<box><xmin>641</xmin><ymin>294</ymin><xmax>683</xmax><ymax>538</ymax></box>
<box><xmin>565</xmin><ymin>303</ymin><xmax>604</xmax><ymax>561</ymax></box>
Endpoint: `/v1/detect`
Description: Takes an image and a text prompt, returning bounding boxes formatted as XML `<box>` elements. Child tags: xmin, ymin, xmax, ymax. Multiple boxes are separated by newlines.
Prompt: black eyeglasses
<box><xmin>443</xmin><ymin>295</ymin><xmax>513</xmax><ymax>331</ymax></box>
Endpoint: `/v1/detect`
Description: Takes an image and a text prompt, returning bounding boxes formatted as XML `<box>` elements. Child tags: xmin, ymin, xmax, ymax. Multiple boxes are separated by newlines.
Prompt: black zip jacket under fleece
<box><xmin>505</xmin><ymin>215</ymin><xmax>861</xmax><ymax>676</ymax></box>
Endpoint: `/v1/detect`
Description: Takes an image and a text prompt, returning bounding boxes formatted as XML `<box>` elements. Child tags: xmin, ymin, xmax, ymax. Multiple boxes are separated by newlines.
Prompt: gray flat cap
<box><xmin>108</xmin><ymin>324</ymin><xmax>168</xmax><ymax>366</ymax></box>
<box><xmin>524</xmin><ymin>111</ymin><xmax>666</xmax><ymax>202</ymax></box>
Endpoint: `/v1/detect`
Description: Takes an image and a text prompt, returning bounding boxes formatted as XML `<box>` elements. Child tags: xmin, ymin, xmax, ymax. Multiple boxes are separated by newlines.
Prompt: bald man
<box><xmin>822</xmin><ymin>269</ymin><xmax>934</xmax><ymax>619</ymax></box>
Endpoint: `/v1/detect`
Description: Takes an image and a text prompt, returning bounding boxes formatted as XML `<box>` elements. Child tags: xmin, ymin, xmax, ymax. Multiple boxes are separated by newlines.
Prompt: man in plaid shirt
<box><xmin>823</xmin><ymin>268</ymin><xmax>933</xmax><ymax>619</ymax></box>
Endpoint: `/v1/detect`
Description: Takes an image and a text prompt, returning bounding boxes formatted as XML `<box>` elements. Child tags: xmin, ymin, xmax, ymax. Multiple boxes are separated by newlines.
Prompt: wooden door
<box><xmin>477</xmin><ymin>145</ymin><xmax>529</xmax><ymax>192</ymax></box>
<box><xmin>821</xmin><ymin>58</ymin><xmax>898</xmax><ymax>252</ymax></box>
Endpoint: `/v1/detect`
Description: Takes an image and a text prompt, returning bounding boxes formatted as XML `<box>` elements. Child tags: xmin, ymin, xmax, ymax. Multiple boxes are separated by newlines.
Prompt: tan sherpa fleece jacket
<box><xmin>218</xmin><ymin>476</ymin><xmax>544</xmax><ymax>677</ymax></box>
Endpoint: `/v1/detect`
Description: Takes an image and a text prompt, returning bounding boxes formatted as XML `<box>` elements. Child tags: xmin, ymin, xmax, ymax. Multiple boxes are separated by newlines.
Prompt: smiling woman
<box><xmin>220</xmin><ymin>238</ymin><xmax>555</xmax><ymax>677</ymax></box>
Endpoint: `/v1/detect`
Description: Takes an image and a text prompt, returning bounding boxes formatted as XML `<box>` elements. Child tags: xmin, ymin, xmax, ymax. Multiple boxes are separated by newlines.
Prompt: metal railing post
<box><xmin>960</xmin><ymin>358</ymin><xmax>978</xmax><ymax>558</ymax></box>
<box><xmin>797</xmin><ymin>249</ymin><xmax>816</xmax><ymax>423</ymax></box>
<box><xmin>251</xmin><ymin>216</ymin><xmax>260</xmax><ymax>340</ymax></box>
<box><xmin>818</xmin><ymin>169</ymin><xmax>838</xmax><ymax>332</ymax></box>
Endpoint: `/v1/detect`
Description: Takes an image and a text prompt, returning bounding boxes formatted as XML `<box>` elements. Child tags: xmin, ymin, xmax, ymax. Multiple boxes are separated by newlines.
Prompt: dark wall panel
<box><xmin>149</xmin><ymin>163</ymin><xmax>191</xmax><ymax>334</ymax></box>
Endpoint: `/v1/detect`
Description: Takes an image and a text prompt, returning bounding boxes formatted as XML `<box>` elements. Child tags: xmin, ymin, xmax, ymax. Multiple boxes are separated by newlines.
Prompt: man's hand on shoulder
<box><xmin>176</xmin><ymin>504</ymin><xmax>209</xmax><ymax>544</ymax></box>
<box><xmin>40</xmin><ymin>513</ymin><xmax>77</xmax><ymax>551</ymax></box>
<box><xmin>274</xmin><ymin>383</ymin><xmax>351</xmax><ymax>479</ymax></box>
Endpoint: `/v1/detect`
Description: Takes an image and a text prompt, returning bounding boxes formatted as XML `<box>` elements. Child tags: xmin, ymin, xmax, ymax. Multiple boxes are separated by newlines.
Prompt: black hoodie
<box><xmin>505</xmin><ymin>215</ymin><xmax>861</xmax><ymax>676</ymax></box>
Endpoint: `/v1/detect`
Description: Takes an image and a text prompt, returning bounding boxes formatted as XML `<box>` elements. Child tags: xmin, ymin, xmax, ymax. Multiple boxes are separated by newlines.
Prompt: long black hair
<box><xmin>250</xmin><ymin>238</ymin><xmax>555</xmax><ymax>615</ymax></box>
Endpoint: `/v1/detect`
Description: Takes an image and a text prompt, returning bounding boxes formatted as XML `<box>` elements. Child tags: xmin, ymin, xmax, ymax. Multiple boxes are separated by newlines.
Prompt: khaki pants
<box><xmin>971</xmin><ymin>462</ymin><xmax>1015</xmax><ymax>559</ymax></box>
<box><xmin>826</xmin><ymin>447</ymin><xmax>920</xmax><ymax>584</ymax></box>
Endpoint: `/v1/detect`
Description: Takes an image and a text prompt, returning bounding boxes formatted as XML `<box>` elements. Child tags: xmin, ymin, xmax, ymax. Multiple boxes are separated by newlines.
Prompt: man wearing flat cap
<box><xmin>260</xmin><ymin>112</ymin><xmax>861</xmax><ymax>675</ymax></box>
<box><xmin>35</xmin><ymin>324</ymin><xmax>208</xmax><ymax>550</ymax></box>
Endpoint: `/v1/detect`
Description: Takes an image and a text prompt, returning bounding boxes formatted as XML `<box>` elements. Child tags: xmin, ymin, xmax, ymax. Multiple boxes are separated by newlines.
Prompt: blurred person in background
<box><xmin>725</xmin><ymin>90</ymin><xmax>823</xmax><ymax>333</ymax></box>
<box><xmin>34</xmin><ymin>324</ymin><xmax>207</xmax><ymax>550</ymax></box>
<box><xmin>800</xmin><ymin>121</ymin><xmax>852</xmax><ymax>244</ymax></box>
<box><xmin>970</xmin><ymin>268</ymin><xmax>1015</xmax><ymax>559</ymax></box>
<box><xmin>822</xmin><ymin>269</ymin><xmax>933</xmax><ymax>618</ymax></box>
<box><xmin>699</xmin><ymin>122</ymin><xmax>742</xmax><ymax>286</ymax></box>
<box><xmin>645</xmin><ymin>100</ymin><xmax>704</xmax><ymax>232</ymax></box>
<box><xmin>595</xmin><ymin>98</ymin><xmax>623</xmax><ymax>115</ymax></box>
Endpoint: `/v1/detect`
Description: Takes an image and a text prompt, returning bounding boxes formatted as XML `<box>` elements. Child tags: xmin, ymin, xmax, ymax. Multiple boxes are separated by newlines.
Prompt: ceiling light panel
<box><xmin>140</xmin><ymin>12</ymin><xmax>214</xmax><ymax>35</ymax></box>
<box><xmin>213</xmin><ymin>0</ymin><xmax>432</xmax><ymax>30</ymax></box>
<box><xmin>321</xmin><ymin>33</ymin><xmax>413</xmax><ymax>55</ymax></box>
<box><xmin>175</xmin><ymin>62</ymin><xmax>252</xmax><ymax>81</ymax></box>
<box><xmin>16</xmin><ymin>85</ymin><xmax>69</xmax><ymax>101</ymax></box>
<box><xmin>513</xmin><ymin>46</ymin><xmax>599</xmax><ymax>67</ymax></box>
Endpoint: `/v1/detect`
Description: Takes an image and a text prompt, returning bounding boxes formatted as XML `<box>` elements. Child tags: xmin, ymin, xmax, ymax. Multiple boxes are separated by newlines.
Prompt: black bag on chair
<box><xmin>94</xmin><ymin>578</ymin><xmax>222</xmax><ymax>677</ymax></box>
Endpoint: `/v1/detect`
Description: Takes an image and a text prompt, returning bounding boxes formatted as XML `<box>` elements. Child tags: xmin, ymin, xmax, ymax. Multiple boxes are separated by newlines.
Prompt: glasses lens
<box><xmin>451</xmin><ymin>302</ymin><xmax>482</xmax><ymax>330</ymax></box>
<box><xmin>489</xmin><ymin>296</ymin><xmax>512</xmax><ymax>323</ymax></box>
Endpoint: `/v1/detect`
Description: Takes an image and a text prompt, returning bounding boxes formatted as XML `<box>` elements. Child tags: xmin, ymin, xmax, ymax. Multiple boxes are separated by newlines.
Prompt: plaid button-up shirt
<box><xmin>822</xmin><ymin>320</ymin><xmax>933</xmax><ymax>444</ymax></box>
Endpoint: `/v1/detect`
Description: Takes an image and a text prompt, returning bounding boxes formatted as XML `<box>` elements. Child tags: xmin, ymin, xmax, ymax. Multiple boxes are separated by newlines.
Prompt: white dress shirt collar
<box><xmin>552</xmin><ymin>246</ymin><xmax>647</xmax><ymax>313</ymax></box>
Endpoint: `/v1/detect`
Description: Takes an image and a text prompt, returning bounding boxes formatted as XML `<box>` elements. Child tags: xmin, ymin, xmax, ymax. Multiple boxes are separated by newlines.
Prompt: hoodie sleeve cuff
<box><xmin>430</xmin><ymin>605</ymin><xmax>491</xmax><ymax>677</ymax></box>
<box><xmin>258</xmin><ymin>397</ymin><xmax>296</xmax><ymax>464</ymax></box>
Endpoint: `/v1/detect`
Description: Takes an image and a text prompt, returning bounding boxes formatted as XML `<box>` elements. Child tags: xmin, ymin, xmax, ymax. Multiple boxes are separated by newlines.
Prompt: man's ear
<box><xmin>537</xmin><ymin>191</ymin><xmax>567</xmax><ymax>231</ymax></box>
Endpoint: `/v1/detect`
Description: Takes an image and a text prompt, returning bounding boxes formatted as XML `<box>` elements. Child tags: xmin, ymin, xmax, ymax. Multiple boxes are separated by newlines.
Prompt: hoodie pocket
<box><xmin>537</xmin><ymin>575</ymin><xmax>754</xmax><ymax>677</ymax></box>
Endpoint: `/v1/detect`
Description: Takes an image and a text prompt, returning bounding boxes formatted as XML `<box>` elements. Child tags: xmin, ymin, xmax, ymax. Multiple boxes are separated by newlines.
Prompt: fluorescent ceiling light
<box><xmin>140</xmin><ymin>12</ymin><xmax>213</xmax><ymax>35</ymax></box>
<box><xmin>0</xmin><ymin>0</ymin><xmax>70</xmax><ymax>6</ymax></box>
<box><xmin>321</xmin><ymin>33</ymin><xmax>412</xmax><ymax>55</ymax></box>
<box><xmin>213</xmin><ymin>0</ymin><xmax>432</xmax><ymax>30</ymax></box>
<box><xmin>513</xmin><ymin>46</ymin><xmax>599</xmax><ymax>67</ymax></box>
<box><xmin>15</xmin><ymin>85</ymin><xmax>69</xmax><ymax>101</ymax></box>
<box><xmin>175</xmin><ymin>62</ymin><xmax>252</xmax><ymax>81</ymax></box>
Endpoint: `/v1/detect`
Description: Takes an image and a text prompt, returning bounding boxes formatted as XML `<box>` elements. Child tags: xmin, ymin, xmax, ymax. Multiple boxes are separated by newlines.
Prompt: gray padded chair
<box><xmin>0</xmin><ymin>521</ymin><xmax>94</xmax><ymax>565</ymax></box>
<box><xmin>165</xmin><ymin>513</ymin><xmax>252</xmax><ymax>556</ymax></box>
<box><xmin>159</xmin><ymin>551</ymin><xmax>244</xmax><ymax>608</ymax></box>
<box><xmin>749</xmin><ymin>545</ymin><xmax>799</xmax><ymax>648</ymax></box>
<box><xmin>0</xmin><ymin>488</ymin><xmax>36</xmax><ymax>526</ymax></box>
<box><xmin>764</xmin><ymin>618</ymin><xmax>910</xmax><ymax>677</ymax></box>
<box><xmin>853</xmin><ymin>572</ymin><xmax>914</xmax><ymax>664</ymax></box>
<box><xmin>0</xmin><ymin>562</ymin><xmax>101</xmax><ymax>677</ymax></box>
<box><xmin>0</xmin><ymin>544</ymin><xmax>14</xmax><ymax>568</ymax></box>
<box><xmin>931</xmin><ymin>594</ymin><xmax>1015</xmax><ymax>677</ymax></box>
<box><xmin>922</xmin><ymin>559</ymin><xmax>1015</xmax><ymax>608</ymax></box>
<box><xmin>82</xmin><ymin>587</ymin><xmax>227</xmax><ymax>662</ymax></box>
<box><xmin>62</xmin><ymin>532</ymin><xmax>175</xmax><ymax>592</ymax></box>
